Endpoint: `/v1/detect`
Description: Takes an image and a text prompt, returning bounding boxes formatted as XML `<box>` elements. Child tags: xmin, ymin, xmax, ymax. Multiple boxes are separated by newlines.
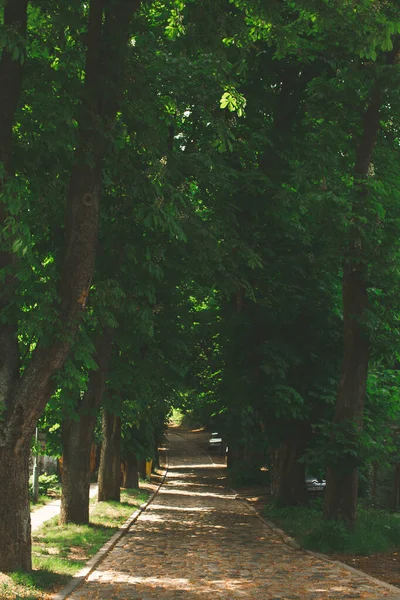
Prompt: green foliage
<box><xmin>220</xmin><ymin>86</ymin><xmax>246</xmax><ymax>117</ymax></box>
<box><xmin>29</xmin><ymin>473</ymin><xmax>60</xmax><ymax>500</ymax></box>
<box><xmin>264</xmin><ymin>501</ymin><xmax>400</xmax><ymax>555</ymax></box>
<box><xmin>4</xmin><ymin>0</ymin><xmax>400</xmax><ymax>557</ymax></box>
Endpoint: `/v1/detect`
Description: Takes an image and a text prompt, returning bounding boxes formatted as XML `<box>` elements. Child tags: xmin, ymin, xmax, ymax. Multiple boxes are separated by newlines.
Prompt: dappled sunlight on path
<box><xmin>69</xmin><ymin>431</ymin><xmax>400</xmax><ymax>600</ymax></box>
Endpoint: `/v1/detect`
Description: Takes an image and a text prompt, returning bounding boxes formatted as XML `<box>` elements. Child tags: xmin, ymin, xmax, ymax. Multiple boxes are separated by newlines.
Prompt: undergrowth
<box><xmin>228</xmin><ymin>464</ymin><xmax>270</xmax><ymax>488</ymax></box>
<box><xmin>264</xmin><ymin>498</ymin><xmax>400</xmax><ymax>554</ymax></box>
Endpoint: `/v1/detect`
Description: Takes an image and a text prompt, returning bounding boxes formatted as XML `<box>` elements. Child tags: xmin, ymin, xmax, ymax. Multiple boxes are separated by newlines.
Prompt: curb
<box><xmin>52</xmin><ymin>462</ymin><xmax>168</xmax><ymax>600</ymax></box>
<box><xmin>235</xmin><ymin>494</ymin><xmax>400</xmax><ymax>599</ymax></box>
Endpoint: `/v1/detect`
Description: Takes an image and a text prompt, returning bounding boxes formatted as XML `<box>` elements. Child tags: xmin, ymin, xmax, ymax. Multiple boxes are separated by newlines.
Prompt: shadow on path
<box><xmin>68</xmin><ymin>431</ymin><xmax>400</xmax><ymax>600</ymax></box>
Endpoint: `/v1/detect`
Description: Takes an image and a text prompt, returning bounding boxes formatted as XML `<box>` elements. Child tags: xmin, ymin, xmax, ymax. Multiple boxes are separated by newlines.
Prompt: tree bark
<box><xmin>371</xmin><ymin>461</ymin><xmax>378</xmax><ymax>503</ymax></box>
<box><xmin>0</xmin><ymin>441</ymin><xmax>31</xmax><ymax>572</ymax></box>
<box><xmin>90</xmin><ymin>443</ymin><xmax>100</xmax><ymax>476</ymax></box>
<box><xmin>60</xmin><ymin>414</ymin><xmax>96</xmax><ymax>524</ymax></box>
<box><xmin>121</xmin><ymin>454</ymin><xmax>139</xmax><ymax>489</ymax></box>
<box><xmin>138</xmin><ymin>457</ymin><xmax>147</xmax><ymax>480</ymax></box>
<box><xmin>226</xmin><ymin>440</ymin><xmax>245</xmax><ymax>470</ymax></box>
<box><xmin>271</xmin><ymin>438</ymin><xmax>308</xmax><ymax>507</ymax></box>
<box><xmin>391</xmin><ymin>464</ymin><xmax>400</xmax><ymax>512</ymax></box>
<box><xmin>0</xmin><ymin>0</ymin><xmax>27</xmax><ymax>431</ymax></box>
<box><xmin>324</xmin><ymin>82</ymin><xmax>381</xmax><ymax>526</ymax></box>
<box><xmin>0</xmin><ymin>0</ymin><xmax>30</xmax><ymax>572</ymax></box>
<box><xmin>60</xmin><ymin>329</ymin><xmax>113</xmax><ymax>524</ymax></box>
<box><xmin>0</xmin><ymin>0</ymin><xmax>141</xmax><ymax>570</ymax></box>
<box><xmin>98</xmin><ymin>410</ymin><xmax>121</xmax><ymax>502</ymax></box>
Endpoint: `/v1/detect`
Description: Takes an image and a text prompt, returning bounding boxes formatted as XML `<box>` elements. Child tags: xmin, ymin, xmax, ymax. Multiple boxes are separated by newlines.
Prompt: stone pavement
<box><xmin>31</xmin><ymin>483</ymin><xmax>98</xmax><ymax>531</ymax></box>
<box><xmin>67</xmin><ymin>432</ymin><xmax>400</xmax><ymax>600</ymax></box>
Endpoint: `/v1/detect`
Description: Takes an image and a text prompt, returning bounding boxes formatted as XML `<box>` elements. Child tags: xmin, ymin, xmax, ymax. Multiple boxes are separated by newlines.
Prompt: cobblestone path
<box><xmin>69</xmin><ymin>432</ymin><xmax>400</xmax><ymax>600</ymax></box>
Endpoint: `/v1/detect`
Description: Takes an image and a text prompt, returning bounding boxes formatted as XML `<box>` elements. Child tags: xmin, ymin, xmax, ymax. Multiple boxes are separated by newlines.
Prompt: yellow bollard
<box><xmin>145</xmin><ymin>459</ymin><xmax>152</xmax><ymax>478</ymax></box>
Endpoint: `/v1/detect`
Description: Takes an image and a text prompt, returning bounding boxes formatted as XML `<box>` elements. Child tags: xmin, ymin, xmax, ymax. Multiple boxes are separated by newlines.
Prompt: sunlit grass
<box><xmin>0</xmin><ymin>488</ymin><xmax>149</xmax><ymax>599</ymax></box>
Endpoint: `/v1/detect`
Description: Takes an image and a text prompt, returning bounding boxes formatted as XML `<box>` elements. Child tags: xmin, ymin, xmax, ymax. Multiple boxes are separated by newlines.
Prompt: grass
<box><xmin>30</xmin><ymin>479</ymin><xmax>62</xmax><ymax>512</ymax></box>
<box><xmin>30</xmin><ymin>495</ymin><xmax>52</xmax><ymax>512</ymax></box>
<box><xmin>0</xmin><ymin>488</ymin><xmax>150</xmax><ymax>599</ymax></box>
<box><xmin>30</xmin><ymin>492</ymin><xmax>60</xmax><ymax>512</ymax></box>
<box><xmin>264</xmin><ymin>498</ymin><xmax>400</xmax><ymax>555</ymax></box>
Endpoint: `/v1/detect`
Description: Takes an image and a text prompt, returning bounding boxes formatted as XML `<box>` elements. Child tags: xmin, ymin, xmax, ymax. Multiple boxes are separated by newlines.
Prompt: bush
<box><xmin>303</xmin><ymin>519</ymin><xmax>352</xmax><ymax>553</ymax></box>
<box><xmin>30</xmin><ymin>473</ymin><xmax>60</xmax><ymax>499</ymax></box>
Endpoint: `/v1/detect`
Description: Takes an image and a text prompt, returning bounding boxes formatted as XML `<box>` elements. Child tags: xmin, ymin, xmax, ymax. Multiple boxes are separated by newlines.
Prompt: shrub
<box><xmin>30</xmin><ymin>473</ymin><xmax>60</xmax><ymax>499</ymax></box>
<box><xmin>302</xmin><ymin>519</ymin><xmax>351</xmax><ymax>553</ymax></box>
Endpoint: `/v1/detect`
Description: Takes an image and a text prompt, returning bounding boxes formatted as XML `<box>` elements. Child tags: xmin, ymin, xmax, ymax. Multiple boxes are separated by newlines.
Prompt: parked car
<box><xmin>208</xmin><ymin>432</ymin><xmax>223</xmax><ymax>452</ymax></box>
<box><xmin>306</xmin><ymin>474</ymin><xmax>326</xmax><ymax>493</ymax></box>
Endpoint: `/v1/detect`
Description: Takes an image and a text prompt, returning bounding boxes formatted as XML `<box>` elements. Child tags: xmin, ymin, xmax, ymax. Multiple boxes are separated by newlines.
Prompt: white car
<box><xmin>306</xmin><ymin>475</ymin><xmax>326</xmax><ymax>493</ymax></box>
<box><xmin>208</xmin><ymin>432</ymin><xmax>223</xmax><ymax>451</ymax></box>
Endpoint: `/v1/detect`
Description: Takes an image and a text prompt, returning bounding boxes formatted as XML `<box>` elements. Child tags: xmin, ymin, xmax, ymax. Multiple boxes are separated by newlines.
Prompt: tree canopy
<box><xmin>2</xmin><ymin>0</ymin><xmax>400</xmax><ymax>572</ymax></box>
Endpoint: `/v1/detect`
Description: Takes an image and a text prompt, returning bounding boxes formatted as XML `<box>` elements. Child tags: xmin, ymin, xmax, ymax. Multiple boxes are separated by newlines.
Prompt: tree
<box><xmin>0</xmin><ymin>0</ymin><xmax>139</xmax><ymax>571</ymax></box>
<box><xmin>98</xmin><ymin>407</ymin><xmax>121</xmax><ymax>502</ymax></box>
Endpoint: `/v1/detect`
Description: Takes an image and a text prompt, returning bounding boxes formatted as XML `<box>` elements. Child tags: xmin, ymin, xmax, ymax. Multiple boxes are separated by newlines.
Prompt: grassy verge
<box><xmin>31</xmin><ymin>490</ymin><xmax>62</xmax><ymax>512</ymax></box>
<box><xmin>264</xmin><ymin>498</ymin><xmax>400</xmax><ymax>555</ymax></box>
<box><xmin>30</xmin><ymin>475</ymin><xmax>62</xmax><ymax>511</ymax></box>
<box><xmin>0</xmin><ymin>488</ymin><xmax>150</xmax><ymax>600</ymax></box>
<box><xmin>30</xmin><ymin>494</ymin><xmax>55</xmax><ymax>512</ymax></box>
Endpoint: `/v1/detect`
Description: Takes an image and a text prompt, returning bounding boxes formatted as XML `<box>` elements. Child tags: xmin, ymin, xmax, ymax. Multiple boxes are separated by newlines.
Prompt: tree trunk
<box><xmin>60</xmin><ymin>330</ymin><xmax>113</xmax><ymax>524</ymax></box>
<box><xmin>0</xmin><ymin>0</ymin><xmax>30</xmax><ymax>572</ymax></box>
<box><xmin>138</xmin><ymin>457</ymin><xmax>147</xmax><ymax>480</ymax></box>
<box><xmin>60</xmin><ymin>415</ymin><xmax>95</xmax><ymax>524</ymax></box>
<box><xmin>391</xmin><ymin>464</ymin><xmax>400</xmax><ymax>512</ymax></box>
<box><xmin>323</xmin><ymin>261</ymin><xmax>369</xmax><ymax>525</ymax></box>
<box><xmin>0</xmin><ymin>441</ymin><xmax>31</xmax><ymax>572</ymax></box>
<box><xmin>90</xmin><ymin>443</ymin><xmax>100</xmax><ymax>476</ymax></box>
<box><xmin>121</xmin><ymin>454</ymin><xmax>139</xmax><ymax>489</ymax></box>
<box><xmin>98</xmin><ymin>410</ymin><xmax>121</xmax><ymax>502</ymax></box>
<box><xmin>226</xmin><ymin>441</ymin><xmax>245</xmax><ymax>470</ymax></box>
<box><xmin>371</xmin><ymin>461</ymin><xmax>378</xmax><ymax>503</ymax></box>
<box><xmin>271</xmin><ymin>437</ymin><xmax>307</xmax><ymax>507</ymax></box>
<box><xmin>324</xmin><ymin>81</ymin><xmax>382</xmax><ymax>527</ymax></box>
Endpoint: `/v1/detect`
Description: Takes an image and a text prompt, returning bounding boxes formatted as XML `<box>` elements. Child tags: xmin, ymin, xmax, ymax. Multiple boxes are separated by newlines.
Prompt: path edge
<box><xmin>235</xmin><ymin>492</ymin><xmax>400</xmax><ymax>598</ymax></box>
<box><xmin>52</xmin><ymin>461</ymin><xmax>168</xmax><ymax>600</ymax></box>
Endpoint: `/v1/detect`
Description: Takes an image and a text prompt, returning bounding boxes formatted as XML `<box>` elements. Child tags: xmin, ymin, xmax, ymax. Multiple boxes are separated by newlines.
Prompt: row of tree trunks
<box><xmin>62</xmin><ymin>407</ymin><xmax>144</xmax><ymax>520</ymax></box>
<box><xmin>60</xmin><ymin>329</ymin><xmax>113</xmax><ymax>524</ymax></box>
<box><xmin>0</xmin><ymin>0</ymin><xmax>141</xmax><ymax>571</ymax></box>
